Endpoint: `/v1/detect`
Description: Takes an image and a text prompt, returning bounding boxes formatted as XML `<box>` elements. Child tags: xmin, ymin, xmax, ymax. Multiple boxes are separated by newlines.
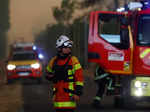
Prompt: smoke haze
<box><xmin>8</xmin><ymin>0</ymin><xmax>61</xmax><ymax>44</ymax></box>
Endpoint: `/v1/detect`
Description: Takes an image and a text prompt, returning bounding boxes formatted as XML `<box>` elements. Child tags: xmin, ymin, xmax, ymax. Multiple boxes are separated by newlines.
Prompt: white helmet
<box><xmin>56</xmin><ymin>35</ymin><xmax>73</xmax><ymax>48</ymax></box>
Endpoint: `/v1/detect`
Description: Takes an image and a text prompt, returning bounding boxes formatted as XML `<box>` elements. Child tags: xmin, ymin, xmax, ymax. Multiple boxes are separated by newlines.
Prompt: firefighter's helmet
<box><xmin>56</xmin><ymin>35</ymin><xmax>73</xmax><ymax>48</ymax></box>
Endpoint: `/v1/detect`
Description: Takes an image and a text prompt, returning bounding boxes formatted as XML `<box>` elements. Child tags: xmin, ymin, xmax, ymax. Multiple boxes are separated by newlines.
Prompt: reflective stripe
<box><xmin>94</xmin><ymin>96</ymin><xmax>101</xmax><ymax>101</ymax></box>
<box><xmin>46</xmin><ymin>66</ymin><xmax>53</xmax><ymax>73</ymax></box>
<box><xmin>68</xmin><ymin>59</ymin><xmax>74</xmax><ymax>96</ymax></box>
<box><xmin>72</xmin><ymin>64</ymin><xmax>81</xmax><ymax>74</ymax></box>
<box><xmin>72</xmin><ymin>69</ymin><xmax>75</xmax><ymax>74</ymax></box>
<box><xmin>75</xmin><ymin>81</ymin><xmax>84</xmax><ymax>86</ymax></box>
<box><xmin>69</xmin><ymin>82</ymin><xmax>74</xmax><ymax>90</ymax></box>
<box><xmin>54</xmin><ymin>101</ymin><xmax>76</xmax><ymax>107</ymax></box>
<box><xmin>69</xmin><ymin>76</ymin><xmax>74</xmax><ymax>79</ymax></box>
<box><xmin>95</xmin><ymin>73</ymin><xmax>109</xmax><ymax>80</ymax></box>
<box><xmin>68</xmin><ymin>69</ymin><xmax>73</xmax><ymax>75</ymax></box>
<box><xmin>95</xmin><ymin>66</ymin><xmax>100</xmax><ymax>77</ymax></box>
<box><xmin>95</xmin><ymin>66</ymin><xmax>109</xmax><ymax>80</ymax></box>
<box><xmin>69</xmin><ymin>82</ymin><xmax>74</xmax><ymax>97</ymax></box>
<box><xmin>74</xmin><ymin>64</ymin><xmax>81</xmax><ymax>70</ymax></box>
<box><xmin>107</xmin><ymin>78</ymin><xmax>114</xmax><ymax>90</ymax></box>
<box><xmin>140</xmin><ymin>48</ymin><xmax>150</xmax><ymax>58</ymax></box>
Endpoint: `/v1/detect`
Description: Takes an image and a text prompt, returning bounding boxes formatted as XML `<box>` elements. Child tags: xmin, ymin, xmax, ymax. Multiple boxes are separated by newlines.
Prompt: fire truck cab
<box><xmin>6</xmin><ymin>43</ymin><xmax>43</xmax><ymax>84</ymax></box>
<box><xmin>88</xmin><ymin>1</ymin><xmax>150</xmax><ymax>108</ymax></box>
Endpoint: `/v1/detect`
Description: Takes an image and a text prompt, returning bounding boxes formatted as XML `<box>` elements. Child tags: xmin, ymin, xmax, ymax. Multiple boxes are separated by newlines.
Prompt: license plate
<box><xmin>18</xmin><ymin>72</ymin><xmax>29</xmax><ymax>76</ymax></box>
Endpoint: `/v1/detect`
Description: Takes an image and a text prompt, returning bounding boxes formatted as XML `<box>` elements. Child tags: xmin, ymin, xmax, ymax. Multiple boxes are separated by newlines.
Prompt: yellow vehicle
<box><xmin>6</xmin><ymin>43</ymin><xmax>43</xmax><ymax>84</ymax></box>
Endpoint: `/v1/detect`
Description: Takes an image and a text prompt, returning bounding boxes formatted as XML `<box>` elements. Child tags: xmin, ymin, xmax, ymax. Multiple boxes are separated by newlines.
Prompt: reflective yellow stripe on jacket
<box><xmin>72</xmin><ymin>63</ymin><xmax>81</xmax><ymax>74</ymax></box>
<box><xmin>140</xmin><ymin>48</ymin><xmax>150</xmax><ymax>58</ymax></box>
<box><xmin>46</xmin><ymin>66</ymin><xmax>53</xmax><ymax>73</ymax></box>
<box><xmin>69</xmin><ymin>82</ymin><xmax>74</xmax><ymax>97</ymax></box>
<box><xmin>74</xmin><ymin>64</ymin><xmax>81</xmax><ymax>70</ymax></box>
<box><xmin>54</xmin><ymin>101</ymin><xmax>76</xmax><ymax>108</ymax></box>
<box><xmin>75</xmin><ymin>81</ymin><xmax>84</xmax><ymax>86</ymax></box>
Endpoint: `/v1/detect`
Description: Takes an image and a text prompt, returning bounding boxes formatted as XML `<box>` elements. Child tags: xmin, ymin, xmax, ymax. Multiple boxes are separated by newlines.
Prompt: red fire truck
<box><xmin>6</xmin><ymin>43</ymin><xmax>43</xmax><ymax>84</ymax></box>
<box><xmin>88</xmin><ymin>1</ymin><xmax>150</xmax><ymax>108</ymax></box>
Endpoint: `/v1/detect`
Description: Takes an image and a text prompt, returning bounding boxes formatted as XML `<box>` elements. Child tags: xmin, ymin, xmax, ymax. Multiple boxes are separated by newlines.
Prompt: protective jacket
<box><xmin>46</xmin><ymin>55</ymin><xmax>84</xmax><ymax>110</ymax></box>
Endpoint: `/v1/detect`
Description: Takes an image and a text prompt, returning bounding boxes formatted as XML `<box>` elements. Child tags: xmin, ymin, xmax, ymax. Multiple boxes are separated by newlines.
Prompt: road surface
<box><xmin>19</xmin><ymin>75</ymin><xmax>150</xmax><ymax>112</ymax></box>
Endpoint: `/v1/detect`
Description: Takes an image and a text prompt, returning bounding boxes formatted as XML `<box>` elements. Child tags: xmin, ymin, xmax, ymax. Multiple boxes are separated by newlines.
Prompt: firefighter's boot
<box><xmin>106</xmin><ymin>77</ymin><xmax>115</xmax><ymax>95</ymax></box>
<box><xmin>92</xmin><ymin>96</ymin><xmax>103</xmax><ymax>109</ymax></box>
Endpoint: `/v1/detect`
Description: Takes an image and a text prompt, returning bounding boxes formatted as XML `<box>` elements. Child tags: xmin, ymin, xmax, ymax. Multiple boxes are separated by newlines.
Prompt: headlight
<box><xmin>7</xmin><ymin>64</ymin><xmax>16</xmax><ymax>70</ymax></box>
<box><xmin>31</xmin><ymin>63</ymin><xmax>40</xmax><ymax>69</ymax></box>
<box><xmin>134</xmin><ymin>81</ymin><xmax>141</xmax><ymax>88</ymax></box>
<box><xmin>134</xmin><ymin>88</ymin><xmax>143</xmax><ymax>96</ymax></box>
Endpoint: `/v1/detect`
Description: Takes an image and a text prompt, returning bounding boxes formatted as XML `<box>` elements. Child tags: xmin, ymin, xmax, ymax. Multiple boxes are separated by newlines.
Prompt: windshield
<box><xmin>137</xmin><ymin>15</ymin><xmax>150</xmax><ymax>45</ymax></box>
<box><xmin>12</xmin><ymin>52</ymin><xmax>37</xmax><ymax>61</ymax></box>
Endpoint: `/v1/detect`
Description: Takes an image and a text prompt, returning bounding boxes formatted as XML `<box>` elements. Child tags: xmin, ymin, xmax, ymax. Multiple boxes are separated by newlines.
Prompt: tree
<box><xmin>53</xmin><ymin>0</ymin><xmax>76</xmax><ymax>25</ymax></box>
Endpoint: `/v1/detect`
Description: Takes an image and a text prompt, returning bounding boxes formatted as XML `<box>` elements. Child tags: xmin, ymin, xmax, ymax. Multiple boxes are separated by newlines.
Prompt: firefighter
<box><xmin>45</xmin><ymin>35</ymin><xmax>84</xmax><ymax>112</ymax></box>
<box><xmin>92</xmin><ymin>66</ymin><xmax>115</xmax><ymax>108</ymax></box>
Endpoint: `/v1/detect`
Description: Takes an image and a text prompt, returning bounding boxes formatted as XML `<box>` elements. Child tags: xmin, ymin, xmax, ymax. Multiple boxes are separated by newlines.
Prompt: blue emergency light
<box><xmin>117</xmin><ymin>0</ymin><xmax>150</xmax><ymax>12</ymax></box>
<box><xmin>33</xmin><ymin>46</ymin><xmax>37</xmax><ymax>50</ymax></box>
<box><xmin>141</xmin><ymin>0</ymin><xmax>150</xmax><ymax>9</ymax></box>
<box><xmin>38</xmin><ymin>53</ymin><xmax>44</xmax><ymax>59</ymax></box>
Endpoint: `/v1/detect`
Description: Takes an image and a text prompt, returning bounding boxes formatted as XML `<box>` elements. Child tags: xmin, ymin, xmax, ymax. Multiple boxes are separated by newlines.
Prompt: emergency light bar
<box><xmin>33</xmin><ymin>45</ymin><xmax>37</xmax><ymax>50</ymax></box>
<box><xmin>14</xmin><ymin>43</ymin><xmax>34</xmax><ymax>48</ymax></box>
<box><xmin>141</xmin><ymin>0</ymin><xmax>150</xmax><ymax>9</ymax></box>
<box><xmin>117</xmin><ymin>7</ymin><xmax>125</xmax><ymax>12</ymax></box>
<box><xmin>117</xmin><ymin>1</ymin><xmax>150</xmax><ymax>12</ymax></box>
<box><xmin>38</xmin><ymin>53</ymin><xmax>44</xmax><ymax>59</ymax></box>
<box><xmin>128</xmin><ymin>2</ymin><xmax>143</xmax><ymax>10</ymax></box>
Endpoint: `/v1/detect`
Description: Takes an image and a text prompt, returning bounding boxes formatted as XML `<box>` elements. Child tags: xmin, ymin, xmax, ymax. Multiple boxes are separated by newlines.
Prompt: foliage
<box><xmin>81</xmin><ymin>0</ymin><xmax>102</xmax><ymax>7</ymax></box>
<box><xmin>53</xmin><ymin>0</ymin><xmax>76</xmax><ymax>25</ymax></box>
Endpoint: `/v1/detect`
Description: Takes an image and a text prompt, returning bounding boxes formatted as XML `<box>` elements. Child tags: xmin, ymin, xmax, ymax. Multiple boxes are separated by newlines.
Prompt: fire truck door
<box><xmin>89</xmin><ymin>12</ymin><xmax>133</xmax><ymax>75</ymax></box>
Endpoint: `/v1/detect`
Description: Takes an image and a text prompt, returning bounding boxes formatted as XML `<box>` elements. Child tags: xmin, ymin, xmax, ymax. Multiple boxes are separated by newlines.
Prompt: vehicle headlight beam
<box><xmin>134</xmin><ymin>88</ymin><xmax>143</xmax><ymax>96</ymax></box>
<box><xmin>31</xmin><ymin>63</ymin><xmax>40</xmax><ymax>69</ymax></box>
<box><xmin>7</xmin><ymin>64</ymin><xmax>16</xmax><ymax>70</ymax></box>
<box><xmin>134</xmin><ymin>81</ymin><xmax>141</xmax><ymax>88</ymax></box>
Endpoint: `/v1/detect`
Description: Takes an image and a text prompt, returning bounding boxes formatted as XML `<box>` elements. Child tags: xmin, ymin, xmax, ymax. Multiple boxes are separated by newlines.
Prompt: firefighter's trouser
<box><xmin>94</xmin><ymin>75</ymin><xmax>115</xmax><ymax>101</ymax></box>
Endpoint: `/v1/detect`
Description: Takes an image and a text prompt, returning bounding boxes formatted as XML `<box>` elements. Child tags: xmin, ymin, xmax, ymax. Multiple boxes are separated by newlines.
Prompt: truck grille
<box><xmin>16</xmin><ymin>65</ymin><xmax>31</xmax><ymax>69</ymax></box>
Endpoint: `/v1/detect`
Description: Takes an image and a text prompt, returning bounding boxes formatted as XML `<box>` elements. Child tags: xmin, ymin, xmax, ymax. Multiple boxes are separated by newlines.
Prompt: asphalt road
<box><xmin>19</xmin><ymin>76</ymin><xmax>150</xmax><ymax>112</ymax></box>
